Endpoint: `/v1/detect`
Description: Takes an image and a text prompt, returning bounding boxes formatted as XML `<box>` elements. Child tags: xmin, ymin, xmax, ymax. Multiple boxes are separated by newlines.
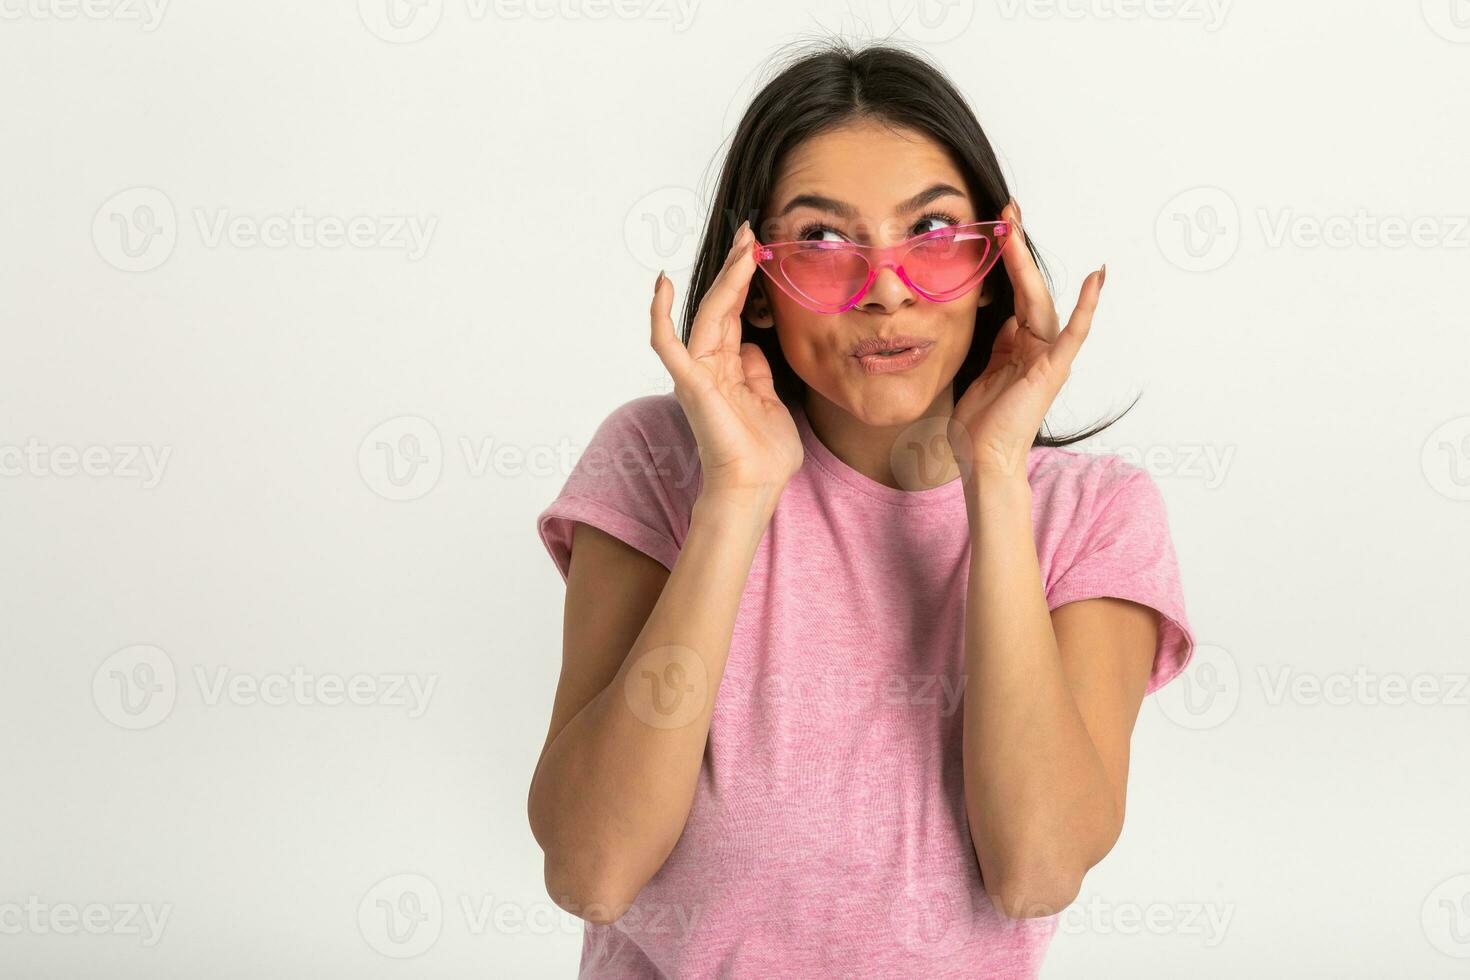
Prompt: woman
<box><xmin>529</xmin><ymin>39</ymin><xmax>1195</xmax><ymax>979</ymax></box>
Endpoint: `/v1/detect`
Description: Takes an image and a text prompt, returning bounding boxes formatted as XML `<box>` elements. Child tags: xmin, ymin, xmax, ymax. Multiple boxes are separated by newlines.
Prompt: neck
<box><xmin>800</xmin><ymin>387</ymin><xmax>961</xmax><ymax>491</ymax></box>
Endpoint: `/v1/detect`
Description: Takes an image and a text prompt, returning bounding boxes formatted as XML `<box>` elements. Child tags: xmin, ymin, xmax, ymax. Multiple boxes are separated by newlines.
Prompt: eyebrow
<box><xmin>774</xmin><ymin>182</ymin><xmax>969</xmax><ymax>219</ymax></box>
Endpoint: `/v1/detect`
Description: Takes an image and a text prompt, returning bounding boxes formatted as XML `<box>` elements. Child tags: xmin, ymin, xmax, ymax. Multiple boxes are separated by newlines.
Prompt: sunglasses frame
<box><xmin>751</xmin><ymin>219</ymin><xmax>1010</xmax><ymax>315</ymax></box>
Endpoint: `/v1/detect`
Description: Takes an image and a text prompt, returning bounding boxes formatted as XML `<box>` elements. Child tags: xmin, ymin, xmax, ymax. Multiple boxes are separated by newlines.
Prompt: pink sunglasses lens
<box><xmin>905</xmin><ymin>232</ymin><xmax>995</xmax><ymax>295</ymax></box>
<box><xmin>780</xmin><ymin>247</ymin><xmax>870</xmax><ymax>309</ymax></box>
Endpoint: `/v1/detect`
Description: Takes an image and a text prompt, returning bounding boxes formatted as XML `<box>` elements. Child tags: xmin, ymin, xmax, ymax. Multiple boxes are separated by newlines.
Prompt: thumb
<box><xmin>739</xmin><ymin>342</ymin><xmax>777</xmax><ymax>401</ymax></box>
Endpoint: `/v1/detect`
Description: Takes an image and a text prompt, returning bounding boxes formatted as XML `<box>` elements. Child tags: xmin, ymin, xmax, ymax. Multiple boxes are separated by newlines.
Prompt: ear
<box><xmin>744</xmin><ymin>277</ymin><xmax>776</xmax><ymax>328</ymax></box>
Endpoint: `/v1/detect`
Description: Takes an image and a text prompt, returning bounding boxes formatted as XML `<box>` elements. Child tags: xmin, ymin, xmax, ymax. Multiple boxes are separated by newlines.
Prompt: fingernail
<box><xmin>1099</xmin><ymin>263</ymin><xmax>1107</xmax><ymax>287</ymax></box>
<box><xmin>655</xmin><ymin>269</ymin><xmax>665</xmax><ymax>293</ymax></box>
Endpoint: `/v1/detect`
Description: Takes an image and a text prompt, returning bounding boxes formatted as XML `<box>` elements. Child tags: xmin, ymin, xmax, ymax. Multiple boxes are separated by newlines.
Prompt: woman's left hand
<box><xmin>949</xmin><ymin>199</ymin><xmax>1105</xmax><ymax>482</ymax></box>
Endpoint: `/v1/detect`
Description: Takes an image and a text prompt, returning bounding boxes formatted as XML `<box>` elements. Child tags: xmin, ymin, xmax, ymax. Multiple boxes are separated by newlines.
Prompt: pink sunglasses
<box><xmin>751</xmin><ymin>220</ymin><xmax>1010</xmax><ymax>315</ymax></box>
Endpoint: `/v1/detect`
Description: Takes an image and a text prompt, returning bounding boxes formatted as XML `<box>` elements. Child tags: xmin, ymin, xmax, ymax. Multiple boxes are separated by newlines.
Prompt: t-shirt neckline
<box><xmin>792</xmin><ymin>399</ymin><xmax>967</xmax><ymax>508</ymax></box>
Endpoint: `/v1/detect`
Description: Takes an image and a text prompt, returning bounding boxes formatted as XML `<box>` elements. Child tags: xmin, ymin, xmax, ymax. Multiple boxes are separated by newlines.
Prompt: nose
<box><xmin>856</xmin><ymin>263</ymin><xmax>916</xmax><ymax>314</ymax></box>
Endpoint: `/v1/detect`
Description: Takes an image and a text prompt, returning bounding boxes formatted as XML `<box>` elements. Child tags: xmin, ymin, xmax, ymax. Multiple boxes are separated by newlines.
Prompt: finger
<box><xmin>705</xmin><ymin>221</ymin><xmax>747</xmax><ymax>285</ymax></box>
<box><xmin>719</xmin><ymin>218</ymin><xmax>752</xmax><ymax>267</ymax></box>
<box><xmin>690</xmin><ymin>223</ymin><xmax>758</xmax><ymax>354</ymax></box>
<box><xmin>694</xmin><ymin>222</ymin><xmax>752</xmax><ymax>323</ymax></box>
<box><xmin>650</xmin><ymin>270</ymin><xmax>696</xmax><ymax>387</ymax></box>
<box><xmin>739</xmin><ymin>342</ymin><xmax>778</xmax><ymax>402</ymax></box>
<box><xmin>710</xmin><ymin>219</ymin><xmax>755</xmax><ymax>293</ymax></box>
<box><xmin>998</xmin><ymin>201</ymin><xmax>1061</xmax><ymax>342</ymax></box>
<box><xmin>999</xmin><ymin>213</ymin><xmax>1057</xmax><ymax>340</ymax></box>
<box><xmin>993</xmin><ymin>313</ymin><xmax>1021</xmax><ymax>351</ymax></box>
<box><xmin>1050</xmin><ymin>265</ymin><xmax>1104</xmax><ymax>372</ymax></box>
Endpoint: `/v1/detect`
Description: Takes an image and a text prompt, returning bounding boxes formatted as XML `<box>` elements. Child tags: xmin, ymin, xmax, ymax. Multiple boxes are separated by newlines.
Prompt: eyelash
<box><xmin>794</xmin><ymin>209</ymin><xmax>964</xmax><ymax>242</ymax></box>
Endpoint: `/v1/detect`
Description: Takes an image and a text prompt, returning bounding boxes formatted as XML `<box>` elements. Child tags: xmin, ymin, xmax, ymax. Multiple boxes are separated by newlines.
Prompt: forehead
<box><xmin>768</xmin><ymin>119</ymin><xmax>969</xmax><ymax>216</ymax></box>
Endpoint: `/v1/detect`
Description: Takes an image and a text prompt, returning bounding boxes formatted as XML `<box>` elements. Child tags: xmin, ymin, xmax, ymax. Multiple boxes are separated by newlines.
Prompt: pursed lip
<box><xmin>849</xmin><ymin>335</ymin><xmax>936</xmax><ymax>358</ymax></box>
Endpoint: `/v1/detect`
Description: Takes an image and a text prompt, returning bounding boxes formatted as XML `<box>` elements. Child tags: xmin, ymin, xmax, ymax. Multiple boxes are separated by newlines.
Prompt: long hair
<box><xmin>679</xmin><ymin>37</ymin><xmax>1136</xmax><ymax>447</ymax></box>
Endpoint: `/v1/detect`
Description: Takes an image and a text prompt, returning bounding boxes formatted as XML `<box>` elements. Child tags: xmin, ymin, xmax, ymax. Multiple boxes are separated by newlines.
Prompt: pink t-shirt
<box><xmin>536</xmin><ymin>392</ymin><xmax>1195</xmax><ymax>979</ymax></box>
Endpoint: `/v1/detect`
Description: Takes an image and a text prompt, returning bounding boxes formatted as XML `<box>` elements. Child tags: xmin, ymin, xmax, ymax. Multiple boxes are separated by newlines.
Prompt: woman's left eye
<box><xmin>798</xmin><ymin>224</ymin><xmax>846</xmax><ymax>243</ymax></box>
<box><xmin>912</xmin><ymin>211</ymin><xmax>962</xmax><ymax>236</ymax></box>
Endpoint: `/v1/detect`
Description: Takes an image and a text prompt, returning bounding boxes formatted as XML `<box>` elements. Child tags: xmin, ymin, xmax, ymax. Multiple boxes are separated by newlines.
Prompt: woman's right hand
<box><xmin>650</xmin><ymin>219</ymin><xmax>803</xmax><ymax>501</ymax></box>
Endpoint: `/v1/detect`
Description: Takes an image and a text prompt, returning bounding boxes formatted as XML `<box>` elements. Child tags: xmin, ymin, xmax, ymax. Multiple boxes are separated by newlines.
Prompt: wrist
<box><xmin>948</xmin><ymin>433</ymin><xmax>1033</xmax><ymax>486</ymax></box>
<box><xmin>963</xmin><ymin>469</ymin><xmax>1032</xmax><ymax>518</ymax></box>
<box><xmin>693</xmin><ymin>484</ymin><xmax>783</xmax><ymax>528</ymax></box>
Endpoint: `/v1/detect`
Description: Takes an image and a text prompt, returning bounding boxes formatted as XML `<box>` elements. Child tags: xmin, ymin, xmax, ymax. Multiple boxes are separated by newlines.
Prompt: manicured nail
<box><xmin>655</xmin><ymin>269</ymin><xmax>665</xmax><ymax>293</ymax></box>
<box><xmin>1099</xmin><ymin>263</ymin><xmax>1107</xmax><ymax>287</ymax></box>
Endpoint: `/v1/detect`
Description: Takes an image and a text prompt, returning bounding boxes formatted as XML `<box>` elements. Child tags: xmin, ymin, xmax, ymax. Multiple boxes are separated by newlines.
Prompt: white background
<box><xmin>2</xmin><ymin>1</ymin><xmax>1469</xmax><ymax>976</ymax></box>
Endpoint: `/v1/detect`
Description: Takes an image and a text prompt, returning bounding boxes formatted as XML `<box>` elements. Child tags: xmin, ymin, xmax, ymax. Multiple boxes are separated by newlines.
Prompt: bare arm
<box><xmin>528</xmin><ymin>219</ymin><xmax>801</xmax><ymax>923</ymax></box>
<box><xmin>960</xmin><ymin>474</ymin><xmax>1157</xmax><ymax>919</ymax></box>
<box><xmin>952</xmin><ymin>203</ymin><xmax>1157</xmax><ymax>918</ymax></box>
<box><xmin>527</xmin><ymin>487</ymin><xmax>776</xmax><ymax>924</ymax></box>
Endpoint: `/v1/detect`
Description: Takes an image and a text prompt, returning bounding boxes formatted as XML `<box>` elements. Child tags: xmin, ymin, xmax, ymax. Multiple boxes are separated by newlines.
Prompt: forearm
<box><xmin>960</xmin><ymin>474</ymin><xmax>1120</xmax><ymax>917</ymax></box>
<box><xmin>532</xmin><ymin>487</ymin><xmax>776</xmax><ymax>917</ymax></box>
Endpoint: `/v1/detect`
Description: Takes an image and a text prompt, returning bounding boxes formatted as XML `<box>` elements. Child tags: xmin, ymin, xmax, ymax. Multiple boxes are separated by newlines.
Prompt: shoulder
<box><xmin>1029</xmin><ymin>447</ymin><xmax>1194</xmax><ymax>695</ymax></box>
<box><xmin>576</xmin><ymin>391</ymin><xmax>703</xmax><ymax>497</ymax></box>
<box><xmin>597</xmin><ymin>391</ymin><xmax>694</xmax><ymax>442</ymax></box>
<box><xmin>1030</xmin><ymin>444</ymin><xmax>1147</xmax><ymax>503</ymax></box>
<box><xmin>1029</xmin><ymin>445</ymin><xmax>1167</xmax><ymax>537</ymax></box>
<box><xmin>536</xmin><ymin>393</ymin><xmax>702</xmax><ymax>581</ymax></box>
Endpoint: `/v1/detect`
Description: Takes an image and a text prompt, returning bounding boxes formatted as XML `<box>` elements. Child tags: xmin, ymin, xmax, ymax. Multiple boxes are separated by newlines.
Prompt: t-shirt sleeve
<box><xmin>1045</xmin><ymin>459</ymin><xmax>1196</xmax><ymax>695</ymax></box>
<box><xmin>535</xmin><ymin>394</ymin><xmax>702</xmax><ymax>583</ymax></box>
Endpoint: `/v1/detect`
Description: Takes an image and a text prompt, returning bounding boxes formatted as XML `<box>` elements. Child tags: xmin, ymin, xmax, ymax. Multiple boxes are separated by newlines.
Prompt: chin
<box><xmin>842</xmin><ymin>391</ymin><xmax>942</xmax><ymax>428</ymax></box>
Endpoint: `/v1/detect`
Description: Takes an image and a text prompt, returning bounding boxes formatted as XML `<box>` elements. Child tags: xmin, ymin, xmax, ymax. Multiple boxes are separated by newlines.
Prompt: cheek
<box><xmin>769</xmin><ymin>304</ymin><xmax>832</xmax><ymax>373</ymax></box>
<box><xmin>943</xmin><ymin>306</ymin><xmax>978</xmax><ymax>352</ymax></box>
<box><xmin>943</xmin><ymin>330</ymin><xmax>975</xmax><ymax>379</ymax></box>
<box><xmin>940</xmin><ymin>295</ymin><xmax>982</xmax><ymax>358</ymax></box>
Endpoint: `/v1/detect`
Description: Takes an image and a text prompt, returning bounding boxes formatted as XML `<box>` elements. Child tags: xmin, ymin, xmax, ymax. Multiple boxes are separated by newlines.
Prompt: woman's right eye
<box><xmin>794</xmin><ymin>221</ymin><xmax>846</xmax><ymax>243</ymax></box>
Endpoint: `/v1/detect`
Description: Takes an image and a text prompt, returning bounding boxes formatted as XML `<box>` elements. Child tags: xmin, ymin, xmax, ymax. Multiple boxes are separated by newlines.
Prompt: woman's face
<box><xmin>749</xmin><ymin>118</ymin><xmax>994</xmax><ymax>428</ymax></box>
